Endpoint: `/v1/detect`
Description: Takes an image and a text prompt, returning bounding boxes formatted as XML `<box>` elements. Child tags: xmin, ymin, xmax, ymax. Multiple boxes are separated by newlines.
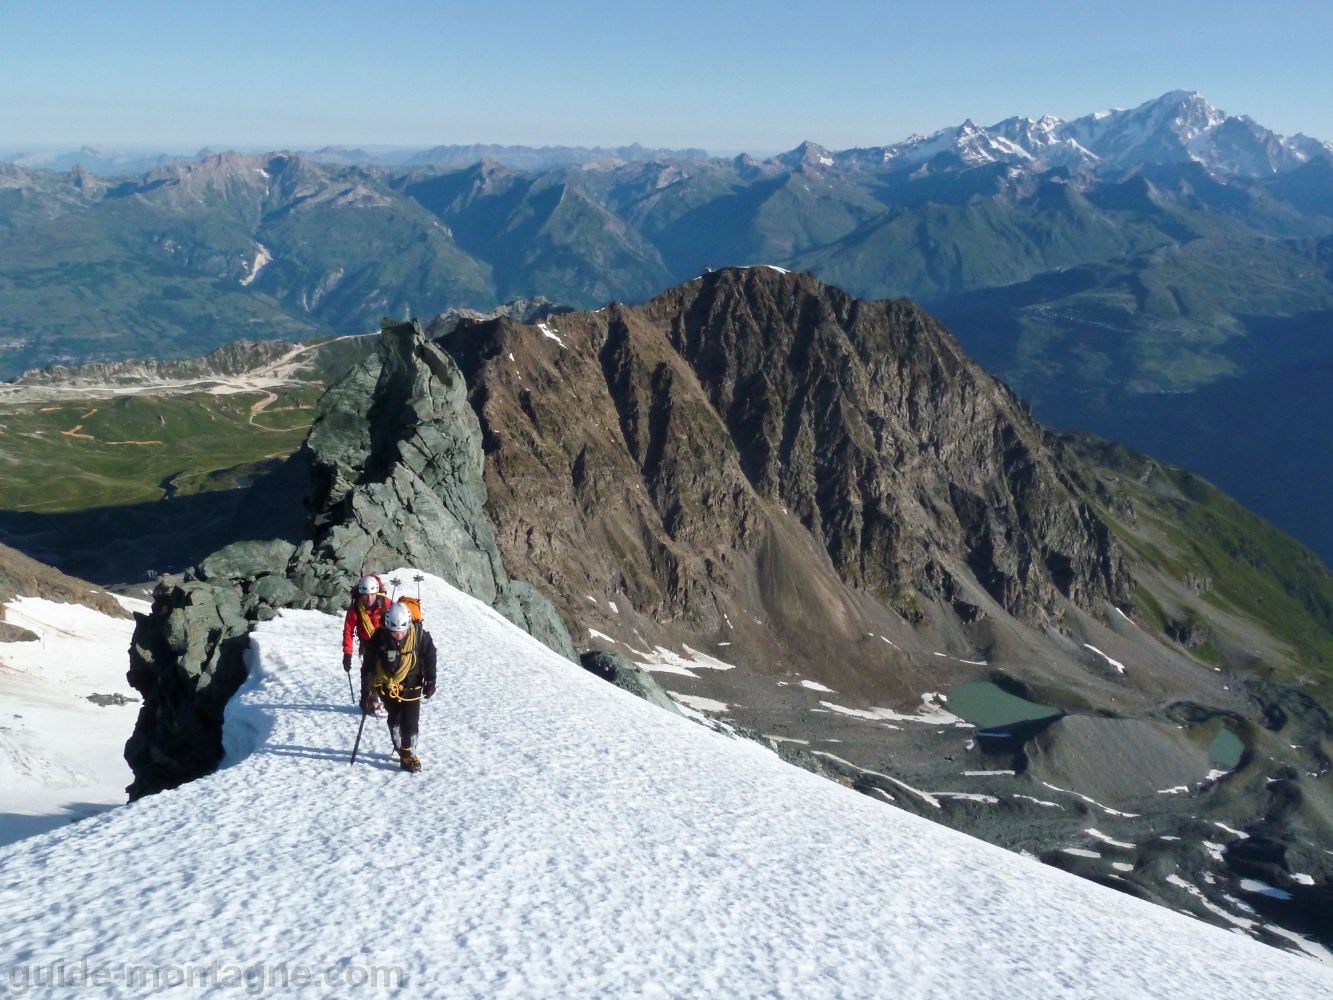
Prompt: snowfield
<box><xmin>0</xmin><ymin>572</ymin><xmax>1330</xmax><ymax>997</ymax></box>
<box><xmin>0</xmin><ymin>595</ymin><xmax>147</xmax><ymax>847</ymax></box>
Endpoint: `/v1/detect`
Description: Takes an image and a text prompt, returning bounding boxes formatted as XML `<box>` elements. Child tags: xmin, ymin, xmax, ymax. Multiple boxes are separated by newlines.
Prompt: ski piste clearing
<box><xmin>0</xmin><ymin>570</ymin><xmax>1329</xmax><ymax>997</ymax></box>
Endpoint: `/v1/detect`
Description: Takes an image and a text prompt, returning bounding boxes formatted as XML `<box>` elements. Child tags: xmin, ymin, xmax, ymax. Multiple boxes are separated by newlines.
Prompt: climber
<box><xmin>361</xmin><ymin>601</ymin><xmax>437</xmax><ymax>773</ymax></box>
<box><xmin>343</xmin><ymin>574</ymin><xmax>389</xmax><ymax>677</ymax></box>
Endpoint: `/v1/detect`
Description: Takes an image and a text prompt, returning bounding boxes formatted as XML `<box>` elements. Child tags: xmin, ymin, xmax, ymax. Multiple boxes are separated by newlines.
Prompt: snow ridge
<box><xmin>0</xmin><ymin>572</ymin><xmax>1329</xmax><ymax>996</ymax></box>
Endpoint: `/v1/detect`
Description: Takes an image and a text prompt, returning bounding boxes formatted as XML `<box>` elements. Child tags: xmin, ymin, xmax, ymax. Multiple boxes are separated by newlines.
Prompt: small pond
<box><xmin>1209</xmin><ymin>727</ymin><xmax>1245</xmax><ymax>770</ymax></box>
<box><xmin>947</xmin><ymin>682</ymin><xmax>1061</xmax><ymax>732</ymax></box>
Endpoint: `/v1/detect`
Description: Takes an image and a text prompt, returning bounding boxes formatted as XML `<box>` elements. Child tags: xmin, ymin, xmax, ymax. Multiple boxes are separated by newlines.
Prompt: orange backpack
<box><xmin>395</xmin><ymin>596</ymin><xmax>423</xmax><ymax>622</ymax></box>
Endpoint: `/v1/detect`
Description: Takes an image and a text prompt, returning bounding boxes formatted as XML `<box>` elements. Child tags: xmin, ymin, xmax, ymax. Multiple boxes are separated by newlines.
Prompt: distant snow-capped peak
<box><xmin>1059</xmin><ymin>90</ymin><xmax>1227</xmax><ymax>167</ymax></box>
<box><xmin>830</xmin><ymin>90</ymin><xmax>1331</xmax><ymax>178</ymax></box>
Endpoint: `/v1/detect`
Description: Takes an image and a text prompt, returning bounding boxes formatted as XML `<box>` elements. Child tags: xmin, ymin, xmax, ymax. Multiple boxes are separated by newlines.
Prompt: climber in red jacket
<box><xmin>343</xmin><ymin>574</ymin><xmax>389</xmax><ymax>676</ymax></box>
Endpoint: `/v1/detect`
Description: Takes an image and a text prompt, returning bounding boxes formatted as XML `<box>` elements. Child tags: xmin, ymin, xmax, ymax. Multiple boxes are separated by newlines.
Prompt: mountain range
<box><xmin>3</xmin><ymin>89</ymin><xmax>1333</xmax><ymax>567</ymax></box>
<box><xmin>0</xmin><ymin>141</ymin><xmax>712</xmax><ymax>176</ymax></box>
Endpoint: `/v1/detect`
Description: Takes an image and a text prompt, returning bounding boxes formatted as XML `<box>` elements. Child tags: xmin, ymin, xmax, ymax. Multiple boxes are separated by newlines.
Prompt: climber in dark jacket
<box><xmin>360</xmin><ymin>601</ymin><xmax>438</xmax><ymax>773</ymax></box>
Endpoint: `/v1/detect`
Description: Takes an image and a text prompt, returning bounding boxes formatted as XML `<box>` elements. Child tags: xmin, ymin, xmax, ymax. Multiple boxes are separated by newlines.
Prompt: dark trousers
<box><xmin>385</xmin><ymin>697</ymin><xmax>421</xmax><ymax>751</ymax></box>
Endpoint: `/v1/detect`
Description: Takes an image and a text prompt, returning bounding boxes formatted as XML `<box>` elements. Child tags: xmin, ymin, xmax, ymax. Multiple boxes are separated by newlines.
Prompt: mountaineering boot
<box><xmin>398</xmin><ymin>745</ymin><xmax>421</xmax><ymax>773</ymax></box>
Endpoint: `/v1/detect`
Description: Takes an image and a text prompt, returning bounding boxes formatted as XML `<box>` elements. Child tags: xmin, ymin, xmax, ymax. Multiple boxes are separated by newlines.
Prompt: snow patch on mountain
<box><xmin>819</xmin><ymin>691</ymin><xmax>968</xmax><ymax>726</ymax></box>
<box><xmin>632</xmin><ymin>643</ymin><xmax>737</xmax><ymax>677</ymax></box>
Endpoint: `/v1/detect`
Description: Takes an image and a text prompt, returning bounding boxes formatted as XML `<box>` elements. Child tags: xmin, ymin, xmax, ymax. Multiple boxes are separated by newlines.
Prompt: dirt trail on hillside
<box><xmin>0</xmin><ymin>337</ymin><xmax>361</xmax><ymax>407</ymax></box>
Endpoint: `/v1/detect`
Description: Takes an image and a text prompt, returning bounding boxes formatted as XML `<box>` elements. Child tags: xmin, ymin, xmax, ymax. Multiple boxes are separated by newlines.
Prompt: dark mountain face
<box><xmin>442</xmin><ymin>268</ymin><xmax>1333</xmax><ymax>687</ymax></box>
<box><xmin>445</xmin><ymin>268</ymin><xmax>1128</xmax><ymax>647</ymax></box>
<box><xmin>644</xmin><ymin>270</ymin><xmax>1131</xmax><ymax>623</ymax></box>
<box><xmin>440</xmin><ymin>269</ymin><xmax>1333</xmax><ymax>701</ymax></box>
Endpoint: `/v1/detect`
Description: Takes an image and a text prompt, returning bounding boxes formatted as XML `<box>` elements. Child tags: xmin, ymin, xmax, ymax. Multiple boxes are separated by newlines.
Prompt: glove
<box><xmin>423</xmin><ymin>679</ymin><xmax>436</xmax><ymax>700</ymax></box>
<box><xmin>342</xmin><ymin>653</ymin><xmax>353</xmax><ymax>672</ymax></box>
<box><xmin>360</xmin><ymin>688</ymin><xmax>375</xmax><ymax>714</ymax></box>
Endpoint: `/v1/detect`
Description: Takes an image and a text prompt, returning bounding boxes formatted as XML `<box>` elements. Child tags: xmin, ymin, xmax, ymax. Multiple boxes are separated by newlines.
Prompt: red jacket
<box><xmin>342</xmin><ymin>595</ymin><xmax>388</xmax><ymax>655</ymax></box>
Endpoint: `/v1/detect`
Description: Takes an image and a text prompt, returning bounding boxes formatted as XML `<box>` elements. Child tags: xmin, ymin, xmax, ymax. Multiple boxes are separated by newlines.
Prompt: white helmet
<box><xmin>385</xmin><ymin>602</ymin><xmax>413</xmax><ymax>632</ymax></box>
<box><xmin>356</xmin><ymin>575</ymin><xmax>381</xmax><ymax>596</ymax></box>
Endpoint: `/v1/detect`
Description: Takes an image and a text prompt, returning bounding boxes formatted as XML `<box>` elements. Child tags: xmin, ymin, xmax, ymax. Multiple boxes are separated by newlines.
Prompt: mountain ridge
<box><xmin>832</xmin><ymin>90</ymin><xmax>1333</xmax><ymax>178</ymax></box>
<box><xmin>5</xmin><ymin>89</ymin><xmax>1333</xmax><ymax>567</ymax></box>
<box><xmin>7</xmin><ymin>91</ymin><xmax>1328</xmax><ymax>180</ymax></box>
<box><xmin>1</xmin><ymin>142</ymin><xmax>714</xmax><ymax>176</ymax></box>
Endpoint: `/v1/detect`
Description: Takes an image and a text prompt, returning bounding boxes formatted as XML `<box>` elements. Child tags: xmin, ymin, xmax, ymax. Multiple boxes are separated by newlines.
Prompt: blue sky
<box><xmin>1</xmin><ymin>0</ymin><xmax>1329</xmax><ymax>154</ymax></box>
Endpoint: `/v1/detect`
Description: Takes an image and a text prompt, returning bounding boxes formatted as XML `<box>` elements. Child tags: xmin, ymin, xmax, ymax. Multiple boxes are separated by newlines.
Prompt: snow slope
<box><xmin>0</xmin><ymin>596</ymin><xmax>146</xmax><ymax>847</ymax></box>
<box><xmin>0</xmin><ymin>572</ymin><xmax>1329</xmax><ymax>997</ymax></box>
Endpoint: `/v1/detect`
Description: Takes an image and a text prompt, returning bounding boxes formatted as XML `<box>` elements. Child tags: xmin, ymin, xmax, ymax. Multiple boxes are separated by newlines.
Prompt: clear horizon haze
<box><xmin>1</xmin><ymin>0</ymin><xmax>1330</xmax><ymax>156</ymax></box>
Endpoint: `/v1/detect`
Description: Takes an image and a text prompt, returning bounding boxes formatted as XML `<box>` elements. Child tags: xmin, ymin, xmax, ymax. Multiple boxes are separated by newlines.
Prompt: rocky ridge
<box><xmin>443</xmin><ymin>266</ymin><xmax>1143</xmax><ymax>704</ymax></box>
<box><xmin>124</xmin><ymin>319</ymin><xmax>575</xmax><ymax>798</ymax></box>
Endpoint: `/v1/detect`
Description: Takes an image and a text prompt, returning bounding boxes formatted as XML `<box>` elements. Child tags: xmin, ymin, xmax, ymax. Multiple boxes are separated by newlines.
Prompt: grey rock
<box><xmin>248</xmin><ymin>573</ymin><xmax>306</xmax><ymax>608</ymax></box>
<box><xmin>125</xmin><ymin>578</ymin><xmax>250</xmax><ymax>799</ymax></box>
<box><xmin>579</xmin><ymin>650</ymin><xmax>681</xmax><ymax>715</ymax></box>
<box><xmin>1027</xmin><ymin>715</ymin><xmax>1214</xmax><ymax>808</ymax></box>
<box><xmin>304</xmin><ymin>317</ymin><xmax>577</xmax><ymax>660</ymax></box>
<box><xmin>0</xmin><ymin>621</ymin><xmax>39</xmax><ymax>642</ymax></box>
<box><xmin>195</xmin><ymin>539</ymin><xmax>296</xmax><ymax>582</ymax></box>
<box><xmin>87</xmin><ymin>692</ymin><xmax>138</xmax><ymax>707</ymax></box>
<box><xmin>305</xmin><ymin>354</ymin><xmax>381</xmax><ymax>511</ymax></box>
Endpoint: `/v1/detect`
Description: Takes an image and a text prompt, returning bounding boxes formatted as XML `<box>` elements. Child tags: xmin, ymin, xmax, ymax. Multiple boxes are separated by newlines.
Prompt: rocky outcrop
<box><xmin>441</xmin><ymin>266</ymin><xmax>1134</xmax><ymax>706</ymax></box>
<box><xmin>124</xmin><ymin>577</ymin><xmax>249</xmax><ymax>798</ymax></box>
<box><xmin>124</xmin><ymin>538</ymin><xmax>295</xmax><ymax>797</ymax></box>
<box><xmin>125</xmin><ymin>319</ymin><xmax>578</xmax><ymax>798</ymax></box>
<box><xmin>579</xmin><ymin>650</ymin><xmax>682</xmax><ymax>715</ymax></box>
<box><xmin>644</xmin><ymin>268</ymin><xmax>1131</xmax><ymax>623</ymax></box>
<box><xmin>293</xmin><ymin>318</ymin><xmax>576</xmax><ymax>658</ymax></box>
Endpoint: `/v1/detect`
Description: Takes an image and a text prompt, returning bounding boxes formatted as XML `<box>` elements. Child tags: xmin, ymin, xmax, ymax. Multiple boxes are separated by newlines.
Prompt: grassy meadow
<box><xmin>0</xmin><ymin>387</ymin><xmax>321</xmax><ymax>513</ymax></box>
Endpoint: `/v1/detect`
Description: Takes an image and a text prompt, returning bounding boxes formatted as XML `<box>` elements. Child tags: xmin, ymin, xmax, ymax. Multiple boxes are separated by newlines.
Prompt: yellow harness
<box><xmin>356</xmin><ymin>600</ymin><xmax>379</xmax><ymax>640</ymax></box>
<box><xmin>372</xmin><ymin>624</ymin><xmax>420</xmax><ymax>701</ymax></box>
